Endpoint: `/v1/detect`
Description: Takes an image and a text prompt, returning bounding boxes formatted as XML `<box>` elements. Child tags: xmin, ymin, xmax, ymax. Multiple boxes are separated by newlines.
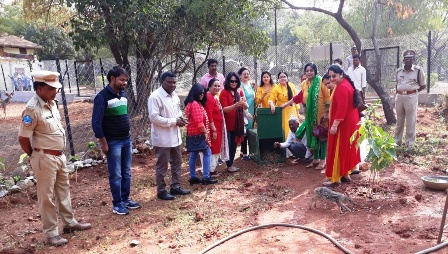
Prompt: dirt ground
<box><xmin>1</xmin><ymin>104</ymin><xmax>448</xmax><ymax>254</ymax></box>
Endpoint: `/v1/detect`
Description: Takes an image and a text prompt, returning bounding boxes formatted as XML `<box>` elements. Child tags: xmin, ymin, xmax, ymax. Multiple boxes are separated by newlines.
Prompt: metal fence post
<box><xmin>427</xmin><ymin>30</ymin><xmax>432</xmax><ymax>93</ymax></box>
<box><xmin>65</xmin><ymin>59</ymin><xmax>72</xmax><ymax>93</ymax></box>
<box><xmin>222</xmin><ymin>55</ymin><xmax>226</xmax><ymax>75</ymax></box>
<box><xmin>74</xmin><ymin>61</ymin><xmax>80</xmax><ymax>96</ymax></box>
<box><xmin>330</xmin><ymin>42</ymin><xmax>333</xmax><ymax>64</ymax></box>
<box><xmin>56</xmin><ymin>58</ymin><xmax>76</xmax><ymax>158</ymax></box>
<box><xmin>1</xmin><ymin>65</ymin><xmax>6</xmax><ymax>90</ymax></box>
<box><xmin>100</xmin><ymin>58</ymin><xmax>106</xmax><ymax>88</ymax></box>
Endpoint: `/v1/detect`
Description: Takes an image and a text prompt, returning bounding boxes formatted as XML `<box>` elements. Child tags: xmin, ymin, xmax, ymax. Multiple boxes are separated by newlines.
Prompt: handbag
<box><xmin>186</xmin><ymin>134</ymin><xmax>208</xmax><ymax>152</ymax></box>
<box><xmin>312</xmin><ymin>116</ymin><xmax>328</xmax><ymax>140</ymax></box>
<box><xmin>358</xmin><ymin>103</ymin><xmax>368</xmax><ymax>112</ymax></box>
<box><xmin>185</xmin><ymin>108</ymin><xmax>208</xmax><ymax>152</ymax></box>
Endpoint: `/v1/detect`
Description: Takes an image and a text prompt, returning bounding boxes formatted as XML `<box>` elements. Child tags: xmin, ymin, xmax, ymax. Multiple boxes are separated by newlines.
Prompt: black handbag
<box><xmin>185</xmin><ymin>109</ymin><xmax>208</xmax><ymax>152</ymax></box>
<box><xmin>186</xmin><ymin>134</ymin><xmax>208</xmax><ymax>152</ymax></box>
<box><xmin>312</xmin><ymin>116</ymin><xmax>328</xmax><ymax>140</ymax></box>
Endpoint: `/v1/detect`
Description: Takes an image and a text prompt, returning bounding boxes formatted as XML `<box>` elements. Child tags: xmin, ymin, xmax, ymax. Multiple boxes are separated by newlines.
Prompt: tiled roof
<box><xmin>0</xmin><ymin>34</ymin><xmax>43</xmax><ymax>49</ymax></box>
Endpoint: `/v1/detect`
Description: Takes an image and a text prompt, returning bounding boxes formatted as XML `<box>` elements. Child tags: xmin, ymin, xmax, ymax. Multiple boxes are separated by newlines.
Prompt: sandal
<box><xmin>306</xmin><ymin>160</ymin><xmax>320</xmax><ymax>168</ymax></box>
<box><xmin>323</xmin><ymin>180</ymin><xmax>341</xmax><ymax>187</ymax></box>
<box><xmin>315</xmin><ymin>162</ymin><xmax>326</xmax><ymax>170</ymax></box>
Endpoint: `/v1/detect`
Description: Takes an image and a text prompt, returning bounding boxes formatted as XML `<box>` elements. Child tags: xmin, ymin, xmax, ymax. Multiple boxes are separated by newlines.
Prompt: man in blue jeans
<box><xmin>92</xmin><ymin>66</ymin><xmax>141</xmax><ymax>215</ymax></box>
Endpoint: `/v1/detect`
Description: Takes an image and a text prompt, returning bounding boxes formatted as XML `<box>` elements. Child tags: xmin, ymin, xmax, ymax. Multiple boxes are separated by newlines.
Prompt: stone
<box><xmin>0</xmin><ymin>190</ymin><xmax>8</xmax><ymax>198</ymax></box>
<box><xmin>10</xmin><ymin>185</ymin><xmax>21</xmax><ymax>193</ymax></box>
<box><xmin>16</xmin><ymin>179</ymin><xmax>34</xmax><ymax>190</ymax></box>
<box><xmin>92</xmin><ymin>161</ymin><xmax>98</xmax><ymax>166</ymax></box>
<box><xmin>84</xmin><ymin>164</ymin><xmax>92</xmax><ymax>168</ymax></box>
<box><xmin>83</xmin><ymin>158</ymin><xmax>93</xmax><ymax>164</ymax></box>
<box><xmin>130</xmin><ymin>239</ymin><xmax>139</xmax><ymax>247</ymax></box>
<box><xmin>4</xmin><ymin>179</ymin><xmax>15</xmax><ymax>187</ymax></box>
<box><xmin>132</xmin><ymin>148</ymin><xmax>139</xmax><ymax>154</ymax></box>
<box><xmin>74</xmin><ymin>161</ymin><xmax>83</xmax><ymax>166</ymax></box>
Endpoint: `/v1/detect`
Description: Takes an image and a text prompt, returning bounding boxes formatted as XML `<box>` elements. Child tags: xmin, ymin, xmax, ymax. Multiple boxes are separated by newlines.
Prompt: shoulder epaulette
<box><xmin>25</xmin><ymin>97</ymin><xmax>38</xmax><ymax>110</ymax></box>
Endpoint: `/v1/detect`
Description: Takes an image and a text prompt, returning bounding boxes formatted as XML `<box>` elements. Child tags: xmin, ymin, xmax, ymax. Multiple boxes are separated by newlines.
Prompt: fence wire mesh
<box><xmin>2</xmin><ymin>29</ymin><xmax>448</xmax><ymax>172</ymax></box>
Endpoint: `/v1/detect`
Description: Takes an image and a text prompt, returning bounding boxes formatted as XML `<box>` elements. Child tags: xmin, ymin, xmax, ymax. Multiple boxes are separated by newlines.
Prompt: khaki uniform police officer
<box><xmin>18</xmin><ymin>70</ymin><xmax>91</xmax><ymax>246</ymax></box>
<box><xmin>394</xmin><ymin>50</ymin><xmax>426</xmax><ymax>147</ymax></box>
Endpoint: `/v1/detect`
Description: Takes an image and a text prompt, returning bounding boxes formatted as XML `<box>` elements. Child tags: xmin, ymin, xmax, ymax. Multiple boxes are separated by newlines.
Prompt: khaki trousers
<box><xmin>31</xmin><ymin>150</ymin><xmax>77</xmax><ymax>237</ymax></box>
<box><xmin>394</xmin><ymin>93</ymin><xmax>418</xmax><ymax>147</ymax></box>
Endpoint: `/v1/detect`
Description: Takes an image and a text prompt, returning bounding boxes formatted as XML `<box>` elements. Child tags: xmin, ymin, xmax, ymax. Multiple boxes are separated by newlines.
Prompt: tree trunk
<box><xmin>367</xmin><ymin>0</ymin><xmax>396</xmax><ymax>124</ymax></box>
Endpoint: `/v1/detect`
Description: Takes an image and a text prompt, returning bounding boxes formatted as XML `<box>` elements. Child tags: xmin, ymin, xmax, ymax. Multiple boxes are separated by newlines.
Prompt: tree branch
<box><xmin>280</xmin><ymin>0</ymin><xmax>336</xmax><ymax>17</ymax></box>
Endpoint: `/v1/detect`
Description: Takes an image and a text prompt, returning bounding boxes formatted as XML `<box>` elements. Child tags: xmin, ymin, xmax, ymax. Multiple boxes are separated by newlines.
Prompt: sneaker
<box><xmin>123</xmin><ymin>199</ymin><xmax>142</xmax><ymax>210</ymax></box>
<box><xmin>113</xmin><ymin>203</ymin><xmax>129</xmax><ymax>215</ymax></box>
<box><xmin>48</xmin><ymin>235</ymin><xmax>68</xmax><ymax>246</ymax></box>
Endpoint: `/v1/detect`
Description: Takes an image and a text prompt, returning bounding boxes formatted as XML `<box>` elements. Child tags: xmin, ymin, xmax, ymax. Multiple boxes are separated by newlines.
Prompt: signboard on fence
<box><xmin>310</xmin><ymin>44</ymin><xmax>344</xmax><ymax>61</ymax></box>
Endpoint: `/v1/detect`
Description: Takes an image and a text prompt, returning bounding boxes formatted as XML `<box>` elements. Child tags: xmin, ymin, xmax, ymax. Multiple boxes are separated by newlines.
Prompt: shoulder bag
<box><xmin>312</xmin><ymin>116</ymin><xmax>328</xmax><ymax>141</ymax></box>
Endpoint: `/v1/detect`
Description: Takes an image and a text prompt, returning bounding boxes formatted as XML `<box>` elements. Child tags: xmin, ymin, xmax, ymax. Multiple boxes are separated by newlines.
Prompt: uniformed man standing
<box><xmin>394</xmin><ymin>50</ymin><xmax>426</xmax><ymax>147</ymax></box>
<box><xmin>18</xmin><ymin>70</ymin><xmax>91</xmax><ymax>246</ymax></box>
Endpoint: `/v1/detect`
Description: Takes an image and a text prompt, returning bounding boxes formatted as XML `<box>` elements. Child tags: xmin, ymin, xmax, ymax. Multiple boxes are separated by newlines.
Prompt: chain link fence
<box><xmin>2</xmin><ymin>29</ymin><xmax>448</xmax><ymax>172</ymax></box>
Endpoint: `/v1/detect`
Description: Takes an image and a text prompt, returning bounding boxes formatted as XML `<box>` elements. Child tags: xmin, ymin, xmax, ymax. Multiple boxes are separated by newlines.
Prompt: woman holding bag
<box><xmin>297</xmin><ymin>63</ymin><xmax>331</xmax><ymax>170</ymax></box>
<box><xmin>184</xmin><ymin>84</ymin><xmax>218</xmax><ymax>185</ymax></box>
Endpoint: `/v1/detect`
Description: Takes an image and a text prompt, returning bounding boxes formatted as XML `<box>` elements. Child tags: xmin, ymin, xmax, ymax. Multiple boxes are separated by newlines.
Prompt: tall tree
<box><xmin>65</xmin><ymin>0</ymin><xmax>274</xmax><ymax>115</ymax></box>
<box><xmin>281</xmin><ymin>0</ymin><xmax>397</xmax><ymax>124</ymax></box>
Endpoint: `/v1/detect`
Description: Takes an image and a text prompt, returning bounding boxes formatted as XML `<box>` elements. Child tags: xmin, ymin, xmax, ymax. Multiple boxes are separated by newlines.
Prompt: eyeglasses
<box><xmin>229</xmin><ymin>80</ymin><xmax>238</xmax><ymax>83</ymax></box>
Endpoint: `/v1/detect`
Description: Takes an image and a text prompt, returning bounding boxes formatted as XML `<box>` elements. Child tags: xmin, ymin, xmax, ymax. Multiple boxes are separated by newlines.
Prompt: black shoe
<box><xmin>202</xmin><ymin>177</ymin><xmax>218</xmax><ymax>185</ymax></box>
<box><xmin>350</xmin><ymin>170</ymin><xmax>360</xmax><ymax>175</ymax></box>
<box><xmin>189</xmin><ymin>177</ymin><xmax>202</xmax><ymax>185</ymax></box>
<box><xmin>170</xmin><ymin>187</ymin><xmax>191</xmax><ymax>195</ymax></box>
<box><xmin>157</xmin><ymin>191</ymin><xmax>175</xmax><ymax>200</ymax></box>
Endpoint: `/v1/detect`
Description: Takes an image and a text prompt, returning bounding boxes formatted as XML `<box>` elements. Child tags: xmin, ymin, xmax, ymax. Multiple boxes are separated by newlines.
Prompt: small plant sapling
<box><xmin>351</xmin><ymin>103</ymin><xmax>397</xmax><ymax>195</ymax></box>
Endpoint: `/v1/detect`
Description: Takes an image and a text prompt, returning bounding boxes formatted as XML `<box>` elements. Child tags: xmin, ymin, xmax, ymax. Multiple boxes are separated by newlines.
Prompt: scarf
<box><xmin>234</xmin><ymin>90</ymin><xmax>245</xmax><ymax>144</ymax></box>
<box><xmin>296</xmin><ymin>76</ymin><xmax>321</xmax><ymax>150</ymax></box>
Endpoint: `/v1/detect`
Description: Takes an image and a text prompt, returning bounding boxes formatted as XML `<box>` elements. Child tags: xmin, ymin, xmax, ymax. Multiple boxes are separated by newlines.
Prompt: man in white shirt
<box><xmin>148</xmin><ymin>71</ymin><xmax>191</xmax><ymax>200</ymax></box>
<box><xmin>273</xmin><ymin>117</ymin><xmax>308</xmax><ymax>160</ymax></box>
<box><xmin>345</xmin><ymin>46</ymin><xmax>358</xmax><ymax>71</ymax></box>
<box><xmin>347</xmin><ymin>54</ymin><xmax>367</xmax><ymax>101</ymax></box>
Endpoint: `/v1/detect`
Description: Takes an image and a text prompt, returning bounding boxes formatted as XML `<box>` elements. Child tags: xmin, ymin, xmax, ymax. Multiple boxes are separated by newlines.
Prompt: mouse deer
<box><xmin>0</xmin><ymin>91</ymin><xmax>14</xmax><ymax>119</ymax></box>
<box><xmin>310</xmin><ymin>187</ymin><xmax>355</xmax><ymax>213</ymax></box>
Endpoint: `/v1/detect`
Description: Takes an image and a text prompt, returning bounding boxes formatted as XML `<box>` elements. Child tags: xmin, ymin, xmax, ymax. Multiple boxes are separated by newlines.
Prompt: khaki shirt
<box><xmin>18</xmin><ymin>94</ymin><xmax>66</xmax><ymax>150</ymax></box>
<box><xmin>396</xmin><ymin>65</ymin><xmax>425</xmax><ymax>92</ymax></box>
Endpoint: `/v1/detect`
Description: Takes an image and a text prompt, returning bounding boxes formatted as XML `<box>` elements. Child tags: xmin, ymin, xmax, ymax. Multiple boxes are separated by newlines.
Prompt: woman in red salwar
<box><xmin>324</xmin><ymin>65</ymin><xmax>361</xmax><ymax>187</ymax></box>
<box><xmin>204</xmin><ymin>78</ymin><xmax>229</xmax><ymax>177</ymax></box>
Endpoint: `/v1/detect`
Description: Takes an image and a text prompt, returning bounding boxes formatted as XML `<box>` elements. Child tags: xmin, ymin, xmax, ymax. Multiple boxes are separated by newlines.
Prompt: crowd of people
<box><xmin>150</xmin><ymin>57</ymin><xmax>366</xmax><ymax>192</ymax></box>
<box><xmin>17</xmin><ymin>48</ymin><xmax>426</xmax><ymax>247</ymax></box>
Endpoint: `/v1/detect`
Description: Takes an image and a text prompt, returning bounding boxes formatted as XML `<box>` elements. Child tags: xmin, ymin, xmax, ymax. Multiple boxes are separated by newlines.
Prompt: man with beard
<box><xmin>92</xmin><ymin>66</ymin><xmax>141</xmax><ymax>215</ymax></box>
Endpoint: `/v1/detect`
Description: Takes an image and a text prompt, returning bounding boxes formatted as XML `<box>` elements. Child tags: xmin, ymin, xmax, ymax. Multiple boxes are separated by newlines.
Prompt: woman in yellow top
<box><xmin>268</xmin><ymin>71</ymin><xmax>299</xmax><ymax>141</ymax></box>
<box><xmin>255</xmin><ymin>71</ymin><xmax>275</xmax><ymax>108</ymax></box>
<box><xmin>297</xmin><ymin>63</ymin><xmax>331</xmax><ymax>170</ymax></box>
